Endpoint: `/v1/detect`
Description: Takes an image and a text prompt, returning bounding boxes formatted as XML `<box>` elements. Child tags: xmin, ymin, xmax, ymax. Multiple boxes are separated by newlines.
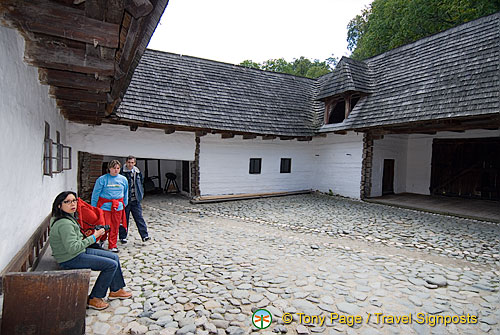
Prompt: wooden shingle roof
<box><xmin>316</xmin><ymin>57</ymin><xmax>373</xmax><ymax>100</ymax></box>
<box><xmin>116</xmin><ymin>12</ymin><xmax>500</xmax><ymax>135</ymax></box>
<box><xmin>116</xmin><ymin>51</ymin><xmax>323</xmax><ymax>136</ymax></box>
<box><xmin>321</xmin><ymin>12</ymin><xmax>500</xmax><ymax>132</ymax></box>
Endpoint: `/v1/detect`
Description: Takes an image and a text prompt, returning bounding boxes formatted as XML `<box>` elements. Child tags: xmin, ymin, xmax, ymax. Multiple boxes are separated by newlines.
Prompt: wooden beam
<box><xmin>164</xmin><ymin>127</ymin><xmax>175</xmax><ymax>134</ymax></box>
<box><xmin>107</xmin><ymin>15</ymin><xmax>143</xmax><ymax>106</ymax></box>
<box><xmin>84</xmin><ymin>0</ymin><xmax>106</xmax><ymax>58</ymax></box>
<box><xmin>195</xmin><ymin>131</ymin><xmax>207</xmax><ymax>137</ymax></box>
<box><xmin>24</xmin><ymin>41</ymin><xmax>114</xmax><ymax>76</ymax></box>
<box><xmin>105</xmin><ymin>0</ymin><xmax>125</xmax><ymax>24</ymax></box>
<box><xmin>125</xmin><ymin>0</ymin><xmax>153</xmax><ymax>18</ymax></box>
<box><xmin>49</xmin><ymin>87</ymin><xmax>107</xmax><ymax>103</ymax></box>
<box><xmin>279</xmin><ymin>136</ymin><xmax>294</xmax><ymax>141</ymax></box>
<box><xmin>56</xmin><ymin>99</ymin><xmax>105</xmax><ymax>112</ymax></box>
<box><xmin>344</xmin><ymin>94</ymin><xmax>351</xmax><ymax>119</ymax></box>
<box><xmin>242</xmin><ymin>135</ymin><xmax>257</xmax><ymax>140</ymax></box>
<box><xmin>333</xmin><ymin>130</ymin><xmax>348</xmax><ymax>135</ymax></box>
<box><xmin>39</xmin><ymin>69</ymin><xmax>111</xmax><ymax>91</ymax></box>
<box><xmin>221</xmin><ymin>133</ymin><xmax>234</xmax><ymax>139</ymax></box>
<box><xmin>0</xmin><ymin>0</ymin><xmax>120</xmax><ymax>48</ymax></box>
<box><xmin>297</xmin><ymin>137</ymin><xmax>313</xmax><ymax>141</ymax></box>
<box><xmin>262</xmin><ymin>135</ymin><xmax>276</xmax><ymax>140</ymax></box>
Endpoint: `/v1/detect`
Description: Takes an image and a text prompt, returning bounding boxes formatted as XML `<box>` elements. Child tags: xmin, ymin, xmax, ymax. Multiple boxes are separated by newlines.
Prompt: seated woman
<box><xmin>49</xmin><ymin>191</ymin><xmax>132</xmax><ymax>310</ymax></box>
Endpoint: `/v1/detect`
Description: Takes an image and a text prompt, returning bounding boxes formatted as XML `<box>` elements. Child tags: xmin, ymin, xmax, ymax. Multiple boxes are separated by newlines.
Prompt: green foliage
<box><xmin>239</xmin><ymin>60</ymin><xmax>261</xmax><ymax>69</ymax></box>
<box><xmin>239</xmin><ymin>55</ymin><xmax>338</xmax><ymax>79</ymax></box>
<box><xmin>347</xmin><ymin>0</ymin><xmax>500</xmax><ymax>60</ymax></box>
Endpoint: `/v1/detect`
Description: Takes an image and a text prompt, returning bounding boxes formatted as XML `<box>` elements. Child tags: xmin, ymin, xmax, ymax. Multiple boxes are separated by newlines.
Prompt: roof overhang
<box><xmin>0</xmin><ymin>0</ymin><xmax>168</xmax><ymax>125</ymax></box>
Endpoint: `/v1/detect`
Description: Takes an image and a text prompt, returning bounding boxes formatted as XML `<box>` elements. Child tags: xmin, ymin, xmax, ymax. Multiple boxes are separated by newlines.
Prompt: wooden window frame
<box><xmin>43</xmin><ymin>123</ymin><xmax>72</xmax><ymax>176</ymax></box>
<box><xmin>43</xmin><ymin>122</ymin><xmax>52</xmax><ymax>176</ymax></box>
<box><xmin>249</xmin><ymin>158</ymin><xmax>262</xmax><ymax>174</ymax></box>
<box><xmin>62</xmin><ymin>145</ymin><xmax>72</xmax><ymax>170</ymax></box>
<box><xmin>280</xmin><ymin>158</ymin><xmax>292</xmax><ymax>173</ymax></box>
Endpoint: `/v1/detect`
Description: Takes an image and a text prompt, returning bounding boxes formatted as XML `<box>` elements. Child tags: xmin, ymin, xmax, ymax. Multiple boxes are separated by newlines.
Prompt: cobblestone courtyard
<box><xmin>86</xmin><ymin>194</ymin><xmax>500</xmax><ymax>335</ymax></box>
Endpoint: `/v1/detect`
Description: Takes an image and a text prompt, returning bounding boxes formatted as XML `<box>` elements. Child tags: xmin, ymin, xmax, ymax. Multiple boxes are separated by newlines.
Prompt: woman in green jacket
<box><xmin>50</xmin><ymin>191</ymin><xmax>132</xmax><ymax>310</ymax></box>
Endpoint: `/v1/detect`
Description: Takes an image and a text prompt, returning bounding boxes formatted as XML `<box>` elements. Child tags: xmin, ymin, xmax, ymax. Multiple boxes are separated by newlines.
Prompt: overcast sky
<box><xmin>148</xmin><ymin>0</ymin><xmax>373</xmax><ymax>65</ymax></box>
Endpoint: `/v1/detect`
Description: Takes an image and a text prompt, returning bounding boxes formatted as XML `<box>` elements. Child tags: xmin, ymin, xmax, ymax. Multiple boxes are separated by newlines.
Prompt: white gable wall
<box><xmin>311</xmin><ymin>132</ymin><xmax>364</xmax><ymax>199</ymax></box>
<box><xmin>199</xmin><ymin>135</ymin><xmax>316</xmax><ymax>195</ymax></box>
<box><xmin>0</xmin><ymin>27</ymin><xmax>71</xmax><ymax>272</ymax></box>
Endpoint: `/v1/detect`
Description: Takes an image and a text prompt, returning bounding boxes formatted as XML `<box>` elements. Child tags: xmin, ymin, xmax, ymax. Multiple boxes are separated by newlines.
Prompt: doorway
<box><xmin>382</xmin><ymin>159</ymin><xmax>395</xmax><ymax>195</ymax></box>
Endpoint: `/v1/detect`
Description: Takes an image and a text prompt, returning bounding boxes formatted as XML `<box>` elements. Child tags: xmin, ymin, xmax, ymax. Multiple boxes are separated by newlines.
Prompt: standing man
<box><xmin>119</xmin><ymin>155</ymin><xmax>151</xmax><ymax>243</ymax></box>
<box><xmin>91</xmin><ymin>160</ymin><xmax>128</xmax><ymax>252</ymax></box>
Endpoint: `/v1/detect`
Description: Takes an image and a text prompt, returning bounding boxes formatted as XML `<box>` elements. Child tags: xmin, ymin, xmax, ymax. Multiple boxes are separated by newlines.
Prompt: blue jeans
<box><xmin>119</xmin><ymin>200</ymin><xmax>149</xmax><ymax>240</ymax></box>
<box><xmin>59</xmin><ymin>248</ymin><xmax>126</xmax><ymax>299</ymax></box>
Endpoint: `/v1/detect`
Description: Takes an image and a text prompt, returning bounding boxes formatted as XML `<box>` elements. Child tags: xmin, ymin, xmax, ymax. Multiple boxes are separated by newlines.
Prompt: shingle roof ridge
<box><xmin>145</xmin><ymin>48</ymin><xmax>319</xmax><ymax>82</ymax></box>
<box><xmin>364</xmin><ymin>11</ymin><xmax>500</xmax><ymax>62</ymax></box>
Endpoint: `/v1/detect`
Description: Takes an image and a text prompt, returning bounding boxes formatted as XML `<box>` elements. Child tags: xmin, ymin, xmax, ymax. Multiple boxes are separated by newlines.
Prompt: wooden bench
<box><xmin>0</xmin><ymin>215</ymin><xmax>90</xmax><ymax>335</ymax></box>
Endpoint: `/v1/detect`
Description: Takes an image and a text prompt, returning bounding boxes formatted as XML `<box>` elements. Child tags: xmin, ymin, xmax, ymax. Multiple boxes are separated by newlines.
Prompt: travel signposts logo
<box><xmin>252</xmin><ymin>309</ymin><xmax>272</xmax><ymax>329</ymax></box>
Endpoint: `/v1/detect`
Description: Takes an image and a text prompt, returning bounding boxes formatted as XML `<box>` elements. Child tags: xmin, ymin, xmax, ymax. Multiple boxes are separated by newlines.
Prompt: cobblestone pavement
<box><xmin>85</xmin><ymin>194</ymin><xmax>500</xmax><ymax>335</ymax></box>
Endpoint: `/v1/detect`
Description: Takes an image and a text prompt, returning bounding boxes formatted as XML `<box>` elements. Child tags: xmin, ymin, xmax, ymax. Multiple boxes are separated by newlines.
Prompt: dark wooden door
<box><xmin>382</xmin><ymin>159</ymin><xmax>395</xmax><ymax>195</ymax></box>
<box><xmin>182</xmin><ymin>161</ymin><xmax>190</xmax><ymax>193</ymax></box>
<box><xmin>431</xmin><ymin>137</ymin><xmax>500</xmax><ymax>200</ymax></box>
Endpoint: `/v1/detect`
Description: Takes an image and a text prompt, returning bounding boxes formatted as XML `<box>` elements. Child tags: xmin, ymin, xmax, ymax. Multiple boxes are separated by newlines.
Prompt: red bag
<box><xmin>76</xmin><ymin>198</ymin><xmax>106</xmax><ymax>237</ymax></box>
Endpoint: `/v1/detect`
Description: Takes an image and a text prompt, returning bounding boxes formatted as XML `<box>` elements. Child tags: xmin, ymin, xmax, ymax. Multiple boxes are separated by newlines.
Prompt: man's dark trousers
<box><xmin>119</xmin><ymin>200</ymin><xmax>148</xmax><ymax>240</ymax></box>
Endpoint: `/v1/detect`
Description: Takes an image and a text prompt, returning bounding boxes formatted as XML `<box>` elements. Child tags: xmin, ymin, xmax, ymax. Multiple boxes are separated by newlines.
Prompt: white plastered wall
<box><xmin>405</xmin><ymin>129</ymin><xmax>500</xmax><ymax>195</ymax></box>
<box><xmin>67</xmin><ymin>123</ymin><xmax>195</xmax><ymax>162</ymax></box>
<box><xmin>0</xmin><ymin>27</ymin><xmax>70</xmax><ymax>272</ymax></box>
<box><xmin>199</xmin><ymin>135</ymin><xmax>316</xmax><ymax>195</ymax></box>
<box><xmin>370</xmin><ymin>129</ymin><xmax>500</xmax><ymax>197</ymax></box>
<box><xmin>199</xmin><ymin>132</ymin><xmax>364</xmax><ymax>199</ymax></box>
<box><xmin>370</xmin><ymin>134</ymin><xmax>409</xmax><ymax>197</ymax></box>
<box><xmin>311</xmin><ymin>132</ymin><xmax>364</xmax><ymax>199</ymax></box>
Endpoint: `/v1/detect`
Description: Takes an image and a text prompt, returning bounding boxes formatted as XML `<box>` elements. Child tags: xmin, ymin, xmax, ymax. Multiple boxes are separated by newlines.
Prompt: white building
<box><xmin>0</xmin><ymin>2</ymin><xmax>499</xmax><ymax>280</ymax></box>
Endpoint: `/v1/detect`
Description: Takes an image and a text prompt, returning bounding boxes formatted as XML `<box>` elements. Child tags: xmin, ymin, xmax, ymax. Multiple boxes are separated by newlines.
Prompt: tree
<box><xmin>347</xmin><ymin>0</ymin><xmax>500</xmax><ymax>60</ymax></box>
<box><xmin>239</xmin><ymin>56</ymin><xmax>337</xmax><ymax>79</ymax></box>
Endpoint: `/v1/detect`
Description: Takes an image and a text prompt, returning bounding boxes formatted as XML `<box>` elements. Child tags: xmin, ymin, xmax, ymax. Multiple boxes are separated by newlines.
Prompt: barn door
<box><xmin>431</xmin><ymin>137</ymin><xmax>500</xmax><ymax>200</ymax></box>
<box><xmin>382</xmin><ymin>159</ymin><xmax>395</xmax><ymax>195</ymax></box>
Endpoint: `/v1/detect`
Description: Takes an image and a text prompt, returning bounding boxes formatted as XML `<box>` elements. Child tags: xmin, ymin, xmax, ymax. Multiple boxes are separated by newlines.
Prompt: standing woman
<box><xmin>91</xmin><ymin>160</ymin><xmax>128</xmax><ymax>252</ymax></box>
<box><xmin>50</xmin><ymin>191</ymin><xmax>132</xmax><ymax>310</ymax></box>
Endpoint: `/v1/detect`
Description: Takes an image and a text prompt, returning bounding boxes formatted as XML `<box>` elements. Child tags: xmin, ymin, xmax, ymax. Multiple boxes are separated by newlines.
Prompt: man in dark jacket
<box><xmin>119</xmin><ymin>155</ymin><xmax>151</xmax><ymax>243</ymax></box>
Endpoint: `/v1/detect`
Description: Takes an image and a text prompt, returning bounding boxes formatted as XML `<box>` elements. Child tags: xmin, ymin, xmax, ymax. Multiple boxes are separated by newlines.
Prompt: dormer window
<box><xmin>324</xmin><ymin>93</ymin><xmax>361</xmax><ymax>124</ymax></box>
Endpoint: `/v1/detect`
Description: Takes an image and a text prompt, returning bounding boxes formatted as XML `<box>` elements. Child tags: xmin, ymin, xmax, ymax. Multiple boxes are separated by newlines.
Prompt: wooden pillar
<box><xmin>192</xmin><ymin>136</ymin><xmax>201</xmax><ymax>197</ymax></box>
<box><xmin>344</xmin><ymin>94</ymin><xmax>351</xmax><ymax>119</ymax></box>
<box><xmin>78</xmin><ymin>152</ymin><xmax>103</xmax><ymax>202</ymax></box>
<box><xmin>360</xmin><ymin>132</ymin><xmax>374</xmax><ymax>199</ymax></box>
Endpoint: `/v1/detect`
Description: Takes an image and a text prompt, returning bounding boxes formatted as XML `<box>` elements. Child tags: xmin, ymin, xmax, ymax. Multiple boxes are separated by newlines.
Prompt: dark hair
<box><xmin>52</xmin><ymin>191</ymin><xmax>78</xmax><ymax>220</ymax></box>
<box><xmin>126</xmin><ymin>155</ymin><xmax>136</xmax><ymax>162</ymax></box>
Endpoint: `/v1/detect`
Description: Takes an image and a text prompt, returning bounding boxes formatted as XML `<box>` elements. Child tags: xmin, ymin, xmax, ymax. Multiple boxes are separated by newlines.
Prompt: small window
<box><xmin>43</xmin><ymin>122</ymin><xmax>52</xmax><ymax>176</ymax></box>
<box><xmin>43</xmin><ymin>122</ymin><xmax>72</xmax><ymax>176</ymax></box>
<box><xmin>328</xmin><ymin>99</ymin><xmax>346</xmax><ymax>124</ymax></box>
<box><xmin>280</xmin><ymin>158</ymin><xmax>291</xmax><ymax>173</ymax></box>
<box><xmin>249</xmin><ymin>158</ymin><xmax>262</xmax><ymax>174</ymax></box>
<box><xmin>62</xmin><ymin>146</ymin><xmax>72</xmax><ymax>170</ymax></box>
<box><xmin>53</xmin><ymin>131</ymin><xmax>63</xmax><ymax>173</ymax></box>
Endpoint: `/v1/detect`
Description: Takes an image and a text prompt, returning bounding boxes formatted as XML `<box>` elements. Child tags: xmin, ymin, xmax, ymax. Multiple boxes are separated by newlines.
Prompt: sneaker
<box><xmin>142</xmin><ymin>236</ymin><xmax>151</xmax><ymax>242</ymax></box>
<box><xmin>108</xmin><ymin>288</ymin><xmax>133</xmax><ymax>300</ymax></box>
<box><xmin>110</xmin><ymin>247</ymin><xmax>118</xmax><ymax>253</ymax></box>
<box><xmin>88</xmin><ymin>297</ymin><xmax>109</xmax><ymax>310</ymax></box>
<box><xmin>119</xmin><ymin>238</ymin><xmax>128</xmax><ymax>244</ymax></box>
